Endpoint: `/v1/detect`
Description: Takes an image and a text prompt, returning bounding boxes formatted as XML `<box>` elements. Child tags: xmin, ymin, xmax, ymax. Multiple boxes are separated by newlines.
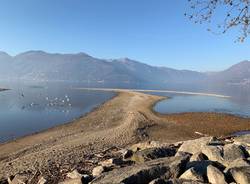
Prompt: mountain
<box><xmin>208</xmin><ymin>60</ymin><xmax>250</xmax><ymax>86</ymax></box>
<box><xmin>0</xmin><ymin>50</ymin><xmax>249</xmax><ymax>91</ymax></box>
<box><xmin>0</xmin><ymin>51</ymin><xmax>206</xmax><ymax>88</ymax></box>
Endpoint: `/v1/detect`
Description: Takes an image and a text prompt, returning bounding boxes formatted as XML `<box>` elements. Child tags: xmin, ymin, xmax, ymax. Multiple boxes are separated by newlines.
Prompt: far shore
<box><xmin>75</xmin><ymin>87</ymin><xmax>231</xmax><ymax>98</ymax></box>
<box><xmin>0</xmin><ymin>91</ymin><xmax>249</xmax><ymax>178</ymax></box>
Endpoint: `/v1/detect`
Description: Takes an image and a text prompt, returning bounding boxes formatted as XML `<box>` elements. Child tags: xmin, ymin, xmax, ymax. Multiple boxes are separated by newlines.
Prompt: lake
<box><xmin>0</xmin><ymin>85</ymin><xmax>115</xmax><ymax>143</ymax></box>
<box><xmin>153</xmin><ymin>93</ymin><xmax>250</xmax><ymax>117</ymax></box>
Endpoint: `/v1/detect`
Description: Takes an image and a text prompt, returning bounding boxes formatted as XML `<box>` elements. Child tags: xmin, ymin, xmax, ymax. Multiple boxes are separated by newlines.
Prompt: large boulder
<box><xmin>91</xmin><ymin>155</ymin><xmax>190</xmax><ymax>184</ymax></box>
<box><xmin>229</xmin><ymin>166</ymin><xmax>250</xmax><ymax>184</ymax></box>
<box><xmin>131</xmin><ymin>147</ymin><xmax>176</xmax><ymax>163</ymax></box>
<box><xmin>207</xmin><ymin>165</ymin><xmax>227</xmax><ymax>184</ymax></box>
<box><xmin>201</xmin><ymin>145</ymin><xmax>223</xmax><ymax>163</ymax></box>
<box><xmin>179</xmin><ymin>167</ymin><xmax>204</xmax><ymax>182</ymax></box>
<box><xmin>189</xmin><ymin>152</ymin><xmax>207</xmax><ymax>162</ymax></box>
<box><xmin>178</xmin><ymin>137</ymin><xmax>211</xmax><ymax>154</ymax></box>
<box><xmin>223</xmin><ymin>144</ymin><xmax>246</xmax><ymax>163</ymax></box>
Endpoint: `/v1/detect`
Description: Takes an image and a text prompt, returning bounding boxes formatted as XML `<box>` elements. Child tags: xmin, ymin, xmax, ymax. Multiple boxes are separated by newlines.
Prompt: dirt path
<box><xmin>0</xmin><ymin>91</ymin><xmax>249</xmax><ymax>179</ymax></box>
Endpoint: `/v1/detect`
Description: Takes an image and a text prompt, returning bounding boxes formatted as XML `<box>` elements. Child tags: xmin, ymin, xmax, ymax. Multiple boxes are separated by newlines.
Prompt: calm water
<box><xmin>153</xmin><ymin>93</ymin><xmax>250</xmax><ymax>117</ymax></box>
<box><xmin>0</xmin><ymin>85</ymin><xmax>114</xmax><ymax>143</ymax></box>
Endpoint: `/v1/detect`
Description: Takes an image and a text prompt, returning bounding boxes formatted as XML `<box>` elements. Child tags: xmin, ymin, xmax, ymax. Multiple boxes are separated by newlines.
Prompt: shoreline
<box><xmin>76</xmin><ymin>87</ymin><xmax>231</xmax><ymax>98</ymax></box>
<box><xmin>0</xmin><ymin>91</ymin><xmax>249</xmax><ymax>179</ymax></box>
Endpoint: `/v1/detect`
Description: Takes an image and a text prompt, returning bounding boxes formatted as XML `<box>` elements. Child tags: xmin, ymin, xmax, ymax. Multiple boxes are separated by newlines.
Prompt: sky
<box><xmin>0</xmin><ymin>0</ymin><xmax>250</xmax><ymax>71</ymax></box>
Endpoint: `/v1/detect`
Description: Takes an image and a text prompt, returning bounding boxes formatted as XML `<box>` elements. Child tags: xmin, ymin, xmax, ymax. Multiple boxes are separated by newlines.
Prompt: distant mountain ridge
<box><xmin>0</xmin><ymin>50</ymin><xmax>249</xmax><ymax>90</ymax></box>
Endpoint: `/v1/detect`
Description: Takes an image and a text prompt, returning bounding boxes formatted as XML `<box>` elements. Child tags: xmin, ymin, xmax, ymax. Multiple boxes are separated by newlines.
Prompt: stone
<box><xmin>179</xmin><ymin>167</ymin><xmax>204</xmax><ymax>182</ymax></box>
<box><xmin>225</xmin><ymin>158</ymin><xmax>250</xmax><ymax>171</ymax></box>
<box><xmin>233</xmin><ymin>134</ymin><xmax>250</xmax><ymax>147</ymax></box>
<box><xmin>91</xmin><ymin>155</ymin><xmax>190</xmax><ymax>184</ymax></box>
<box><xmin>178</xmin><ymin>137</ymin><xmax>211</xmax><ymax>154</ymax></box>
<box><xmin>229</xmin><ymin>166</ymin><xmax>250</xmax><ymax>184</ymax></box>
<box><xmin>92</xmin><ymin>166</ymin><xmax>105</xmax><ymax>177</ymax></box>
<box><xmin>201</xmin><ymin>145</ymin><xmax>223</xmax><ymax>163</ymax></box>
<box><xmin>207</xmin><ymin>165</ymin><xmax>227</xmax><ymax>184</ymax></box>
<box><xmin>37</xmin><ymin>176</ymin><xmax>47</xmax><ymax>184</ymax></box>
<box><xmin>223</xmin><ymin>144</ymin><xmax>246</xmax><ymax>162</ymax></box>
<box><xmin>131</xmin><ymin>147</ymin><xmax>176</xmax><ymax>163</ymax></box>
<box><xmin>8</xmin><ymin>174</ymin><xmax>28</xmax><ymax>184</ymax></box>
<box><xmin>120</xmin><ymin>149</ymin><xmax>133</xmax><ymax>159</ymax></box>
<box><xmin>186</xmin><ymin>160</ymin><xmax>224</xmax><ymax>176</ymax></box>
<box><xmin>99</xmin><ymin>158</ymin><xmax>123</xmax><ymax>167</ymax></box>
<box><xmin>189</xmin><ymin>152</ymin><xmax>207</xmax><ymax>162</ymax></box>
<box><xmin>67</xmin><ymin>169</ymin><xmax>83</xmax><ymax>179</ymax></box>
<box><xmin>208</xmin><ymin>137</ymin><xmax>224</xmax><ymax>146</ymax></box>
<box><xmin>59</xmin><ymin>178</ymin><xmax>82</xmax><ymax>184</ymax></box>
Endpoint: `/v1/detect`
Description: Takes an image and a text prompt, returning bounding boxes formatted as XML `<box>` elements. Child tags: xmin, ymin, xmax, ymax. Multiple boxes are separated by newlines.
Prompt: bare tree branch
<box><xmin>186</xmin><ymin>0</ymin><xmax>250</xmax><ymax>42</ymax></box>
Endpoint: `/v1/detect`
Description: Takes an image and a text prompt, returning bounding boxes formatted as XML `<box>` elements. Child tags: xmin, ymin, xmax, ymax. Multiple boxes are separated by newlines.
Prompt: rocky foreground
<box><xmin>2</xmin><ymin>134</ymin><xmax>250</xmax><ymax>184</ymax></box>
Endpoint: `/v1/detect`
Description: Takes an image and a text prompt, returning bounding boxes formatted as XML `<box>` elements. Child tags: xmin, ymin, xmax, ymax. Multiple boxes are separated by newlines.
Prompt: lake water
<box><xmin>153</xmin><ymin>93</ymin><xmax>250</xmax><ymax>117</ymax></box>
<box><xmin>0</xmin><ymin>85</ymin><xmax>115</xmax><ymax>143</ymax></box>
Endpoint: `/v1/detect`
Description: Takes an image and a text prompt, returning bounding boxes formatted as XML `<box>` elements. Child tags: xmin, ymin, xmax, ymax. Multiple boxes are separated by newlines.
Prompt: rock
<box><xmin>91</xmin><ymin>155</ymin><xmax>190</xmax><ymax>184</ymax></box>
<box><xmin>178</xmin><ymin>137</ymin><xmax>211</xmax><ymax>154</ymax></box>
<box><xmin>67</xmin><ymin>169</ymin><xmax>83</xmax><ymax>179</ymax></box>
<box><xmin>179</xmin><ymin>167</ymin><xmax>204</xmax><ymax>182</ymax></box>
<box><xmin>225</xmin><ymin>158</ymin><xmax>250</xmax><ymax>171</ymax></box>
<box><xmin>99</xmin><ymin>158</ymin><xmax>123</xmax><ymax>167</ymax></box>
<box><xmin>201</xmin><ymin>145</ymin><xmax>223</xmax><ymax>163</ymax></box>
<box><xmin>92</xmin><ymin>166</ymin><xmax>105</xmax><ymax>177</ymax></box>
<box><xmin>8</xmin><ymin>174</ymin><xmax>28</xmax><ymax>184</ymax></box>
<box><xmin>207</xmin><ymin>165</ymin><xmax>227</xmax><ymax>184</ymax></box>
<box><xmin>189</xmin><ymin>152</ymin><xmax>207</xmax><ymax>162</ymax></box>
<box><xmin>131</xmin><ymin>147</ymin><xmax>176</xmax><ymax>163</ymax></box>
<box><xmin>186</xmin><ymin>160</ymin><xmax>225</xmax><ymax>176</ymax></box>
<box><xmin>59</xmin><ymin>178</ymin><xmax>82</xmax><ymax>184</ymax></box>
<box><xmin>149</xmin><ymin>178</ymin><xmax>166</xmax><ymax>184</ymax></box>
<box><xmin>233</xmin><ymin>134</ymin><xmax>250</xmax><ymax>147</ymax></box>
<box><xmin>120</xmin><ymin>149</ymin><xmax>133</xmax><ymax>159</ymax></box>
<box><xmin>37</xmin><ymin>176</ymin><xmax>47</xmax><ymax>184</ymax></box>
<box><xmin>229</xmin><ymin>166</ymin><xmax>250</xmax><ymax>184</ymax></box>
<box><xmin>223</xmin><ymin>144</ymin><xmax>246</xmax><ymax>162</ymax></box>
<box><xmin>208</xmin><ymin>137</ymin><xmax>224</xmax><ymax>146</ymax></box>
<box><xmin>165</xmin><ymin>178</ymin><xmax>206</xmax><ymax>184</ymax></box>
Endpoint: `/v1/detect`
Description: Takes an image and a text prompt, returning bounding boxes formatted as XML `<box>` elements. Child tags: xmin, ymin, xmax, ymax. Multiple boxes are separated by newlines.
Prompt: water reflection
<box><xmin>0</xmin><ymin>84</ymin><xmax>114</xmax><ymax>143</ymax></box>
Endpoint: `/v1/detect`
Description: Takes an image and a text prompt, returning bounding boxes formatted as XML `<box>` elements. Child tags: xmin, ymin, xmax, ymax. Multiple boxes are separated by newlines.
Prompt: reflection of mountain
<box><xmin>0</xmin><ymin>51</ymin><xmax>249</xmax><ymax>92</ymax></box>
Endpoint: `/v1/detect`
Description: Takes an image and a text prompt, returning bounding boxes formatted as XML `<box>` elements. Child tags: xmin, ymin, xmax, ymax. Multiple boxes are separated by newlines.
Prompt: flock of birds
<box><xmin>19</xmin><ymin>92</ymin><xmax>72</xmax><ymax>110</ymax></box>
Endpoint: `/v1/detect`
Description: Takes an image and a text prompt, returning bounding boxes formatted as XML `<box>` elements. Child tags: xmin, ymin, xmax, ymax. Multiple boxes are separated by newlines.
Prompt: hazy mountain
<box><xmin>208</xmin><ymin>60</ymin><xmax>250</xmax><ymax>86</ymax></box>
<box><xmin>0</xmin><ymin>51</ymin><xmax>249</xmax><ymax>90</ymax></box>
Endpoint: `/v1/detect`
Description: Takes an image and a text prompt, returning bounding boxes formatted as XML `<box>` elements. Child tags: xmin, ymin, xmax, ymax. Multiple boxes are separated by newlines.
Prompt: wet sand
<box><xmin>0</xmin><ymin>91</ymin><xmax>249</xmax><ymax>179</ymax></box>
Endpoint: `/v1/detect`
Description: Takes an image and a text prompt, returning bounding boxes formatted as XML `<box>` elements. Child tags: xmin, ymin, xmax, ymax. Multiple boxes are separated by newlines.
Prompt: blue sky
<box><xmin>0</xmin><ymin>0</ymin><xmax>250</xmax><ymax>71</ymax></box>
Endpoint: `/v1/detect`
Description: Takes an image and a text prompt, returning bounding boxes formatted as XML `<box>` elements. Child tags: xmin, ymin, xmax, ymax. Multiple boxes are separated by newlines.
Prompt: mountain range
<box><xmin>0</xmin><ymin>50</ymin><xmax>249</xmax><ymax>91</ymax></box>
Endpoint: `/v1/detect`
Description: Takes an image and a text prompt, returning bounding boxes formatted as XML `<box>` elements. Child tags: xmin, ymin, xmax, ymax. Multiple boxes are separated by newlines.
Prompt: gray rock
<box><xmin>225</xmin><ymin>158</ymin><xmax>250</xmax><ymax>171</ymax></box>
<box><xmin>178</xmin><ymin>137</ymin><xmax>211</xmax><ymax>154</ymax></box>
<box><xmin>8</xmin><ymin>174</ymin><xmax>28</xmax><ymax>184</ymax></box>
<box><xmin>67</xmin><ymin>169</ymin><xmax>83</xmax><ymax>179</ymax></box>
<box><xmin>223</xmin><ymin>144</ymin><xmax>246</xmax><ymax>162</ymax></box>
<box><xmin>186</xmin><ymin>160</ymin><xmax>225</xmax><ymax>176</ymax></box>
<box><xmin>189</xmin><ymin>152</ymin><xmax>207</xmax><ymax>162</ymax></box>
<box><xmin>131</xmin><ymin>147</ymin><xmax>176</xmax><ymax>163</ymax></box>
<box><xmin>207</xmin><ymin>165</ymin><xmax>227</xmax><ymax>184</ymax></box>
<box><xmin>201</xmin><ymin>145</ymin><xmax>223</xmax><ymax>163</ymax></box>
<box><xmin>229</xmin><ymin>166</ymin><xmax>250</xmax><ymax>184</ymax></box>
<box><xmin>233</xmin><ymin>134</ymin><xmax>250</xmax><ymax>146</ymax></box>
<box><xmin>91</xmin><ymin>155</ymin><xmax>190</xmax><ymax>184</ymax></box>
<box><xmin>179</xmin><ymin>167</ymin><xmax>204</xmax><ymax>182</ymax></box>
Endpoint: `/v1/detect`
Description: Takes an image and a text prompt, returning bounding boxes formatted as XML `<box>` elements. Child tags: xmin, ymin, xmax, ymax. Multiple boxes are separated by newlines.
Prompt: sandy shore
<box><xmin>0</xmin><ymin>91</ymin><xmax>249</xmax><ymax>179</ymax></box>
